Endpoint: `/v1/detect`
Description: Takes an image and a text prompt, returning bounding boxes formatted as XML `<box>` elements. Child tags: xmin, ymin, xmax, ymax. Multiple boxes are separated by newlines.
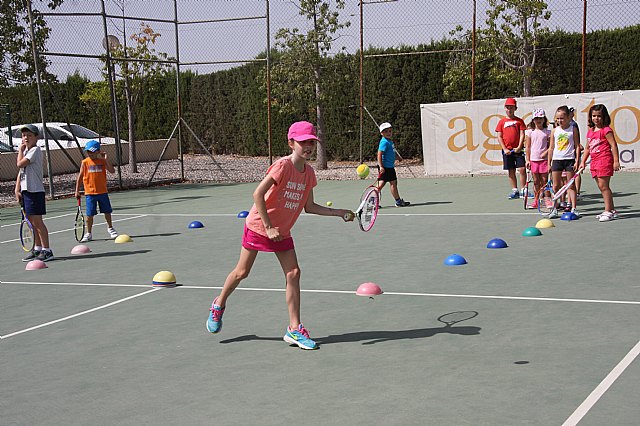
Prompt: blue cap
<box><xmin>84</xmin><ymin>140</ymin><xmax>100</xmax><ymax>152</ymax></box>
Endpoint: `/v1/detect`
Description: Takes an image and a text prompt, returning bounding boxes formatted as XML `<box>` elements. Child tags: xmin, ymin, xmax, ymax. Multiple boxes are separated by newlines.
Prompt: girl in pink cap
<box><xmin>206</xmin><ymin>121</ymin><xmax>353</xmax><ymax>349</ymax></box>
<box><xmin>524</xmin><ymin>108</ymin><xmax>551</xmax><ymax>209</ymax></box>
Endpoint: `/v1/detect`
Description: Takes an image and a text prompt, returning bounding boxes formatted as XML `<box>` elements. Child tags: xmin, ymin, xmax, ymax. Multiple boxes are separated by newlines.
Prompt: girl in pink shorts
<box><xmin>580</xmin><ymin>104</ymin><xmax>621</xmax><ymax>222</ymax></box>
<box><xmin>525</xmin><ymin>108</ymin><xmax>551</xmax><ymax>208</ymax></box>
<box><xmin>205</xmin><ymin>121</ymin><xmax>353</xmax><ymax>350</ymax></box>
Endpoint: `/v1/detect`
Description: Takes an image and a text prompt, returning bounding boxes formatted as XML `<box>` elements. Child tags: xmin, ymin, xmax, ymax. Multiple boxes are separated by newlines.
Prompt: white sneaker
<box><xmin>596</xmin><ymin>210</ymin><xmax>618</xmax><ymax>219</ymax></box>
<box><xmin>598</xmin><ymin>211</ymin><xmax>614</xmax><ymax>222</ymax></box>
<box><xmin>108</xmin><ymin>228</ymin><xmax>119</xmax><ymax>239</ymax></box>
<box><xmin>80</xmin><ymin>233</ymin><xmax>92</xmax><ymax>243</ymax></box>
<box><xmin>547</xmin><ymin>209</ymin><xmax>559</xmax><ymax>219</ymax></box>
<box><xmin>571</xmin><ymin>208</ymin><xmax>581</xmax><ymax>218</ymax></box>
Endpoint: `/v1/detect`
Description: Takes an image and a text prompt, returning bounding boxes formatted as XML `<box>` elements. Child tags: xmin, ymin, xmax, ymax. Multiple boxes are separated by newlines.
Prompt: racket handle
<box><xmin>343</xmin><ymin>211</ymin><xmax>355</xmax><ymax>222</ymax></box>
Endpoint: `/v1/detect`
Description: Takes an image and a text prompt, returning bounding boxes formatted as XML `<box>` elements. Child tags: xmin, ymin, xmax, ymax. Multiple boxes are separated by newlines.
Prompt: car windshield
<box><xmin>42</xmin><ymin>127</ymin><xmax>70</xmax><ymax>140</ymax></box>
<box><xmin>60</xmin><ymin>124</ymin><xmax>98</xmax><ymax>138</ymax></box>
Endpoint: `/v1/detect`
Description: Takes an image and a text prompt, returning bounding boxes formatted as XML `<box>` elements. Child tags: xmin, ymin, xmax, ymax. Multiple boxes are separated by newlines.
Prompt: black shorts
<box><xmin>551</xmin><ymin>159</ymin><xmax>575</xmax><ymax>172</ymax></box>
<box><xmin>377</xmin><ymin>167</ymin><xmax>397</xmax><ymax>183</ymax></box>
<box><xmin>502</xmin><ymin>152</ymin><xmax>525</xmax><ymax>170</ymax></box>
<box><xmin>22</xmin><ymin>191</ymin><xmax>46</xmax><ymax>216</ymax></box>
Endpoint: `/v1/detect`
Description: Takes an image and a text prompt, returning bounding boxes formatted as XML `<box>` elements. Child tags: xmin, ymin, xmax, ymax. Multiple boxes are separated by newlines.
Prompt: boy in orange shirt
<box><xmin>74</xmin><ymin>140</ymin><xmax>119</xmax><ymax>242</ymax></box>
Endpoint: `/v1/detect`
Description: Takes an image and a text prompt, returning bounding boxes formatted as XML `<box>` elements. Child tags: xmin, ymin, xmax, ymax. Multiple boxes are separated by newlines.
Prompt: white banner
<box><xmin>420</xmin><ymin>90</ymin><xmax>640</xmax><ymax>176</ymax></box>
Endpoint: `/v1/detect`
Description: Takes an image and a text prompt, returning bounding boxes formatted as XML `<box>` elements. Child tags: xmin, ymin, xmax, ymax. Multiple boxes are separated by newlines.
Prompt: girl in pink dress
<box><xmin>580</xmin><ymin>104</ymin><xmax>621</xmax><ymax>222</ymax></box>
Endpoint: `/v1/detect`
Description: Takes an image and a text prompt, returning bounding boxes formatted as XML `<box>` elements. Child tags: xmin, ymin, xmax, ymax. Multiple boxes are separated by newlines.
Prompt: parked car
<box><xmin>0</xmin><ymin>122</ymin><xmax>123</xmax><ymax>151</ymax></box>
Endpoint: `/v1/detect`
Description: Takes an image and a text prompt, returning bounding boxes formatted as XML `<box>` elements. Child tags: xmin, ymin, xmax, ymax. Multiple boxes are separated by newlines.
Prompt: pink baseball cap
<box><xmin>288</xmin><ymin>121</ymin><xmax>318</xmax><ymax>142</ymax></box>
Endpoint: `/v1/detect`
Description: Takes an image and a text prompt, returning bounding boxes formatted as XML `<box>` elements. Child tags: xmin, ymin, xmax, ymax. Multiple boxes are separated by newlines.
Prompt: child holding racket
<box><xmin>376</xmin><ymin>122</ymin><xmax>410</xmax><ymax>207</ymax></box>
<box><xmin>496</xmin><ymin>98</ymin><xmax>527</xmax><ymax>199</ymax></box>
<box><xmin>579</xmin><ymin>104</ymin><xmax>621</xmax><ymax>222</ymax></box>
<box><xmin>206</xmin><ymin>121</ymin><xmax>353</xmax><ymax>350</ymax></box>
<box><xmin>547</xmin><ymin>105</ymin><xmax>581</xmax><ymax>219</ymax></box>
<box><xmin>524</xmin><ymin>108</ymin><xmax>551</xmax><ymax>209</ymax></box>
<box><xmin>74</xmin><ymin>140</ymin><xmax>119</xmax><ymax>241</ymax></box>
<box><xmin>14</xmin><ymin>124</ymin><xmax>54</xmax><ymax>262</ymax></box>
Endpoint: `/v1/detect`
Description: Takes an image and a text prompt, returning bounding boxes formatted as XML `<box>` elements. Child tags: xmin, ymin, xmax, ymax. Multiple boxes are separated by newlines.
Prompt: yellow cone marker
<box><xmin>114</xmin><ymin>234</ymin><xmax>133</xmax><ymax>243</ymax></box>
<box><xmin>152</xmin><ymin>271</ymin><xmax>176</xmax><ymax>287</ymax></box>
<box><xmin>536</xmin><ymin>218</ymin><xmax>555</xmax><ymax>229</ymax></box>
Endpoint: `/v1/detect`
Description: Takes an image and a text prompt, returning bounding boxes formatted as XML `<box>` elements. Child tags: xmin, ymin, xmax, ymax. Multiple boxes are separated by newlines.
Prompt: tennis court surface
<box><xmin>1</xmin><ymin>172</ymin><xmax>639</xmax><ymax>425</ymax></box>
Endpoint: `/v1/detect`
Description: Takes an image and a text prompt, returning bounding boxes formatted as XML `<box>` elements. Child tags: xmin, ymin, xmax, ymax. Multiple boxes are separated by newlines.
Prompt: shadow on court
<box><xmin>53</xmin><ymin>249</ymin><xmax>152</xmax><ymax>261</ymax></box>
<box><xmin>128</xmin><ymin>232</ymin><xmax>181</xmax><ymax>239</ymax></box>
<box><xmin>219</xmin><ymin>326</ymin><xmax>481</xmax><ymax>346</ymax></box>
<box><xmin>379</xmin><ymin>201</ymin><xmax>453</xmax><ymax>209</ymax></box>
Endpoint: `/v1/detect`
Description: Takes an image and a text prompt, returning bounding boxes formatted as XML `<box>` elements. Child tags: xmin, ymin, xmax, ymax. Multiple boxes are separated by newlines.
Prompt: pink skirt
<box><xmin>590</xmin><ymin>157</ymin><xmax>614</xmax><ymax>178</ymax></box>
<box><xmin>242</xmin><ymin>225</ymin><xmax>294</xmax><ymax>252</ymax></box>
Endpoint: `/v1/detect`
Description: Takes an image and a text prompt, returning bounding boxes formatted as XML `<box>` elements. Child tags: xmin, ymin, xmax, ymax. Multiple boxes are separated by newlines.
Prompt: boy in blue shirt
<box><xmin>376</xmin><ymin>122</ymin><xmax>410</xmax><ymax>207</ymax></box>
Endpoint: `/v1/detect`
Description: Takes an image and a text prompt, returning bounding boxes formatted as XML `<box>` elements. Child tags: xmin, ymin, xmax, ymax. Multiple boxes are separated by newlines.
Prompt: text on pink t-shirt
<box><xmin>587</xmin><ymin>126</ymin><xmax>613</xmax><ymax>160</ymax></box>
<box><xmin>245</xmin><ymin>156</ymin><xmax>317</xmax><ymax>238</ymax></box>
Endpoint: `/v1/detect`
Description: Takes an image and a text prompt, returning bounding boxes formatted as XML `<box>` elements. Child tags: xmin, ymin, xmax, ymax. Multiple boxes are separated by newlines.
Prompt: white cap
<box><xmin>379</xmin><ymin>122</ymin><xmax>392</xmax><ymax>132</ymax></box>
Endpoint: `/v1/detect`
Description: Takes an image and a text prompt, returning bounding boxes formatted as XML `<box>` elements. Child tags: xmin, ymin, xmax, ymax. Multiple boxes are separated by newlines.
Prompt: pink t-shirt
<box><xmin>525</xmin><ymin>128</ymin><xmax>551</xmax><ymax>161</ymax></box>
<box><xmin>587</xmin><ymin>126</ymin><xmax>613</xmax><ymax>161</ymax></box>
<box><xmin>245</xmin><ymin>156</ymin><xmax>317</xmax><ymax>238</ymax></box>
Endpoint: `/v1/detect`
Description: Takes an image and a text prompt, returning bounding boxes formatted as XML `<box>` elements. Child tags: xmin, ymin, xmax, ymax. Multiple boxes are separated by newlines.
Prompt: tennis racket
<box><xmin>523</xmin><ymin>168</ymin><xmax>533</xmax><ymax>210</ymax></box>
<box><xmin>345</xmin><ymin>185</ymin><xmax>380</xmax><ymax>232</ymax></box>
<box><xmin>437</xmin><ymin>311</ymin><xmax>478</xmax><ymax>327</ymax></box>
<box><xmin>19</xmin><ymin>199</ymin><xmax>35</xmax><ymax>252</ymax></box>
<box><xmin>552</xmin><ymin>168</ymin><xmax>584</xmax><ymax>201</ymax></box>
<box><xmin>74</xmin><ymin>196</ymin><xmax>86</xmax><ymax>242</ymax></box>
<box><xmin>537</xmin><ymin>179</ymin><xmax>555</xmax><ymax>215</ymax></box>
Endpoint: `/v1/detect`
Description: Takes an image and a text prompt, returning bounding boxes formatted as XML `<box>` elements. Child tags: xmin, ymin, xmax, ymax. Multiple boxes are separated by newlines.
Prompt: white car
<box><xmin>0</xmin><ymin>122</ymin><xmax>123</xmax><ymax>151</ymax></box>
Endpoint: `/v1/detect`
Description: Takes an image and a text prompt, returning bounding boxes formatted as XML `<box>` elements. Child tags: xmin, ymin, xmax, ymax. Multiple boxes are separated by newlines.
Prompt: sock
<box><xmin>34</xmin><ymin>245</ymin><xmax>42</xmax><ymax>251</ymax></box>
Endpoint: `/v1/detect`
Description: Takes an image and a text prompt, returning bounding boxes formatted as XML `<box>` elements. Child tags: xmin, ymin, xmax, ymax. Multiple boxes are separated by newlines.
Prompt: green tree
<box><xmin>0</xmin><ymin>0</ymin><xmax>63</xmax><ymax>88</ymax></box>
<box><xmin>443</xmin><ymin>1</ymin><xmax>550</xmax><ymax>100</ymax></box>
<box><xmin>484</xmin><ymin>0</ymin><xmax>551</xmax><ymax>96</ymax></box>
<box><xmin>266</xmin><ymin>0</ymin><xmax>350</xmax><ymax>169</ymax></box>
<box><xmin>109</xmin><ymin>23</ymin><xmax>172</xmax><ymax>172</ymax></box>
<box><xmin>79</xmin><ymin>80</ymin><xmax>111</xmax><ymax>139</ymax></box>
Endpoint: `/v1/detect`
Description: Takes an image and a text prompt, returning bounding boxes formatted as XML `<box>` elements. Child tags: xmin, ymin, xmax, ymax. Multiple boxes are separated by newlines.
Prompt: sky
<box><xmin>36</xmin><ymin>0</ymin><xmax>640</xmax><ymax>82</ymax></box>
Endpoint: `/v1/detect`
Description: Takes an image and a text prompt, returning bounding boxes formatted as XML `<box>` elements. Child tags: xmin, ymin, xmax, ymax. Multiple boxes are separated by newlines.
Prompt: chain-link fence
<box><xmin>2</xmin><ymin>0</ymin><xmax>638</xmax><ymax>198</ymax></box>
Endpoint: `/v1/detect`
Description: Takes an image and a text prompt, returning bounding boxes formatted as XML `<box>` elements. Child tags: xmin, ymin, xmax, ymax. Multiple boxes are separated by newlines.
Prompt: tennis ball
<box><xmin>356</xmin><ymin>164</ymin><xmax>370</xmax><ymax>179</ymax></box>
<box><xmin>326</xmin><ymin>201</ymin><xmax>333</xmax><ymax>206</ymax></box>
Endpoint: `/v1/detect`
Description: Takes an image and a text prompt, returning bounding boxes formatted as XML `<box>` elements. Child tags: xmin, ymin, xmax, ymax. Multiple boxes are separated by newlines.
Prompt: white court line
<box><xmin>0</xmin><ymin>214</ymin><xmax>146</xmax><ymax>245</ymax></box>
<box><xmin>0</xmin><ymin>212</ymin><xmax>75</xmax><ymax>228</ymax></box>
<box><xmin>112</xmin><ymin>212</ymin><xmax>537</xmax><ymax>217</ymax></box>
<box><xmin>562</xmin><ymin>339</ymin><xmax>640</xmax><ymax>426</ymax></box>
<box><xmin>0</xmin><ymin>288</ymin><xmax>159</xmax><ymax>340</ymax></box>
<box><xmin>2</xmin><ymin>281</ymin><xmax>639</xmax><ymax>306</ymax></box>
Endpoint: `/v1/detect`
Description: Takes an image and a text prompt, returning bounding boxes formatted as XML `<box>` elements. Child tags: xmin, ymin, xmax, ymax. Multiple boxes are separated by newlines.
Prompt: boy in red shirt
<box><xmin>74</xmin><ymin>140</ymin><xmax>119</xmax><ymax>242</ymax></box>
<box><xmin>496</xmin><ymin>98</ymin><xmax>527</xmax><ymax>199</ymax></box>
